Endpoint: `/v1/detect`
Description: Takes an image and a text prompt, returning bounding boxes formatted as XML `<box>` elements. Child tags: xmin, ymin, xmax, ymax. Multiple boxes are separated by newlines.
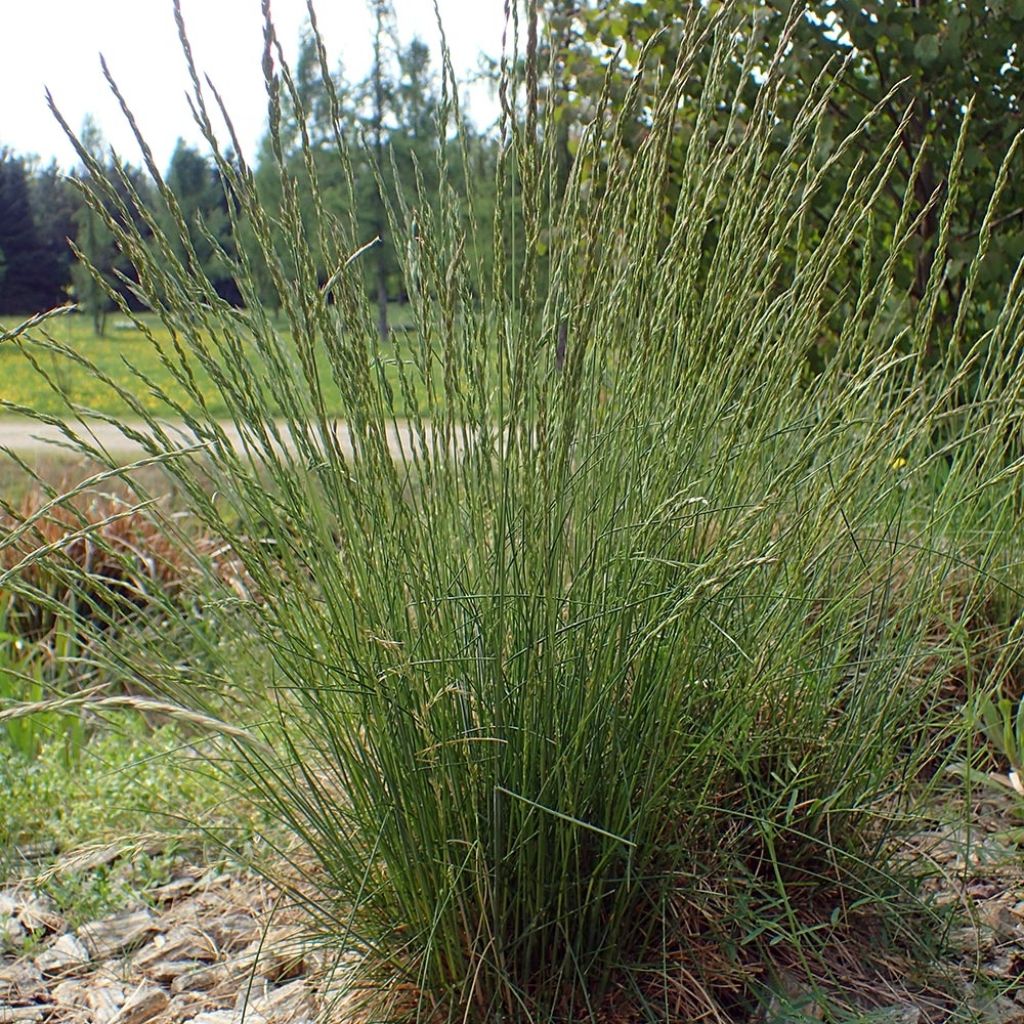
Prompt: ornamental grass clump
<box><xmin>3</xmin><ymin>1</ymin><xmax>1024</xmax><ymax>1019</ymax></box>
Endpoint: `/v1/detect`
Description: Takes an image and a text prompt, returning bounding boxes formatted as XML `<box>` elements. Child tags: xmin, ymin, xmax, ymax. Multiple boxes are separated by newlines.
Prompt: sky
<box><xmin>2</xmin><ymin>0</ymin><xmax>507</xmax><ymax>172</ymax></box>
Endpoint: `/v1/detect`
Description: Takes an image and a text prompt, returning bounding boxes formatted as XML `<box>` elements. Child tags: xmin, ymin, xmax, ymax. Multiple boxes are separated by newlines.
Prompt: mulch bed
<box><xmin>0</xmin><ymin>856</ymin><xmax>339</xmax><ymax>1024</ymax></box>
<box><xmin>4</xmin><ymin>786</ymin><xmax>1024</xmax><ymax>1024</ymax></box>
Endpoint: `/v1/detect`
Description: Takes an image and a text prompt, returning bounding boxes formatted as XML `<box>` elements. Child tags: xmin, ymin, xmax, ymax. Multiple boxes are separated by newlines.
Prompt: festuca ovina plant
<box><xmin>3</xmin><ymin>1</ymin><xmax>1024</xmax><ymax>1019</ymax></box>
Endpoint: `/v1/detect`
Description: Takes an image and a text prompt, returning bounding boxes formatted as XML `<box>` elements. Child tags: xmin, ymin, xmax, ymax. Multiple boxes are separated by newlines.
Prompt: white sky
<box><xmin>1</xmin><ymin>0</ymin><xmax>507</xmax><ymax>172</ymax></box>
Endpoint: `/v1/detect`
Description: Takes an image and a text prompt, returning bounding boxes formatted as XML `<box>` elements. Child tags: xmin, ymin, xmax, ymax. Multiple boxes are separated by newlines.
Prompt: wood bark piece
<box><xmin>168</xmin><ymin>927</ymin><xmax>304</xmax><ymax>999</ymax></box>
<box><xmin>77</xmin><ymin>911</ymin><xmax>156</xmax><ymax>960</ymax></box>
<box><xmin>169</xmin><ymin>963</ymin><xmax>227</xmax><ymax>995</ymax></box>
<box><xmin>0</xmin><ymin>892</ymin><xmax>62</xmax><ymax>937</ymax></box>
<box><xmin>204</xmin><ymin>914</ymin><xmax>258</xmax><ymax>953</ymax></box>
<box><xmin>132</xmin><ymin>925</ymin><xmax>217</xmax><ymax>972</ymax></box>
<box><xmin>35</xmin><ymin>933</ymin><xmax>89</xmax><ymax>975</ymax></box>
<box><xmin>232</xmin><ymin>976</ymin><xmax>269</xmax><ymax>1010</ymax></box>
<box><xmin>140</xmin><ymin>958</ymin><xmax>207</xmax><ymax>984</ymax></box>
<box><xmin>244</xmin><ymin>926</ymin><xmax>306</xmax><ymax>983</ymax></box>
<box><xmin>163</xmin><ymin>991</ymin><xmax>210</xmax><ymax>1021</ymax></box>
<box><xmin>0</xmin><ymin>962</ymin><xmax>43</xmax><ymax>1004</ymax></box>
<box><xmin>148</xmin><ymin>876</ymin><xmax>198</xmax><ymax>904</ymax></box>
<box><xmin>15</xmin><ymin>900</ymin><xmax>62</xmax><ymax>935</ymax></box>
<box><xmin>980</xmin><ymin>901</ymin><xmax>1024</xmax><ymax>941</ymax></box>
<box><xmin>188</xmin><ymin>1013</ymin><xmax>245</xmax><ymax>1024</ymax></box>
<box><xmin>966</xmin><ymin>990</ymin><xmax>1024</xmax><ymax>1024</ymax></box>
<box><xmin>108</xmin><ymin>984</ymin><xmax>167</xmax><ymax>1024</ymax></box>
<box><xmin>86</xmin><ymin>982</ymin><xmax>126</xmax><ymax>1024</ymax></box>
<box><xmin>248</xmin><ymin>978</ymin><xmax>315</xmax><ymax>1023</ymax></box>
<box><xmin>52</xmin><ymin>978</ymin><xmax>88</xmax><ymax>1008</ymax></box>
<box><xmin>0</xmin><ymin>1007</ymin><xmax>45</xmax><ymax>1023</ymax></box>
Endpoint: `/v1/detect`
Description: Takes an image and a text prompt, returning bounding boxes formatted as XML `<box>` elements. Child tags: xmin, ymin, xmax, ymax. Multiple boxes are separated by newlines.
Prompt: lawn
<box><xmin>0</xmin><ymin>307</ymin><xmax>429</xmax><ymax>420</ymax></box>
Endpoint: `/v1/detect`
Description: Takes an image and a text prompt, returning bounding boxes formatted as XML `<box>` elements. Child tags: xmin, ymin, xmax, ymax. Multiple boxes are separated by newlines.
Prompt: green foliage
<box><xmin>34</xmin><ymin>848</ymin><xmax>183</xmax><ymax>935</ymax></box>
<box><xmin>70</xmin><ymin>207</ymin><xmax>114</xmax><ymax>336</ymax></box>
<box><xmin>250</xmin><ymin>11</ymin><xmax>497</xmax><ymax>315</ymax></box>
<box><xmin>0</xmin><ymin>20</ymin><xmax>497</xmax><ymax>324</ymax></box>
<box><xmin>5</xmin><ymin>2</ymin><xmax>1024</xmax><ymax>1020</ymax></box>
<box><xmin>0</xmin><ymin>631</ymin><xmax>83</xmax><ymax>763</ymax></box>
<box><xmin>161</xmin><ymin>139</ymin><xmax>240</xmax><ymax>303</ymax></box>
<box><xmin>977</xmin><ymin>694</ymin><xmax>1024</xmax><ymax>777</ymax></box>
<box><xmin>578</xmin><ymin>0</ymin><xmax>1024</xmax><ymax>353</ymax></box>
<box><xmin>957</xmin><ymin>688</ymin><xmax>1024</xmax><ymax>842</ymax></box>
<box><xmin>68</xmin><ymin>118</ymin><xmax>139</xmax><ymax>336</ymax></box>
<box><xmin>0</xmin><ymin>150</ymin><xmax>68</xmax><ymax>315</ymax></box>
<box><xmin>26</xmin><ymin>158</ymin><xmax>79</xmax><ymax>307</ymax></box>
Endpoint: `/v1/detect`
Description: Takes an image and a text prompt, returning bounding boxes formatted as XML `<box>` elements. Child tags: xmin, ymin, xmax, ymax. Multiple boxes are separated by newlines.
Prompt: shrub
<box><xmin>5</xmin><ymin>2</ymin><xmax>1024</xmax><ymax>1020</ymax></box>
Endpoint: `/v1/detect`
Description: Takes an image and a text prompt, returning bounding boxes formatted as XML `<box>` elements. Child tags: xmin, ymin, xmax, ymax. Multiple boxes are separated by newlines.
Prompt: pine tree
<box><xmin>0</xmin><ymin>150</ymin><xmax>49</xmax><ymax>314</ymax></box>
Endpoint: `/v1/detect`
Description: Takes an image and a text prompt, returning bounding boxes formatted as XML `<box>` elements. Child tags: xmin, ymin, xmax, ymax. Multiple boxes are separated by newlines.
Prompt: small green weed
<box><xmin>0</xmin><ymin>631</ymin><xmax>84</xmax><ymax>763</ymax></box>
<box><xmin>0</xmin><ymin>713</ymin><xmax>251</xmax><ymax>882</ymax></box>
<box><xmin>977</xmin><ymin>695</ymin><xmax>1024</xmax><ymax>783</ymax></box>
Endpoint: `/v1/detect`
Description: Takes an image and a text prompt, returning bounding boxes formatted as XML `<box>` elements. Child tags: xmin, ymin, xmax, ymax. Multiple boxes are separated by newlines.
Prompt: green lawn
<box><xmin>0</xmin><ymin>308</ymin><xmax>429</xmax><ymax>420</ymax></box>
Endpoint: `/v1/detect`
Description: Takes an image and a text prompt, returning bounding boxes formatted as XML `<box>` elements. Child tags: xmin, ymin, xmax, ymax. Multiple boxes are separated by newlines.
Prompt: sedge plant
<box><xmin>2</xmin><ymin>1</ymin><xmax>1024</xmax><ymax>1019</ymax></box>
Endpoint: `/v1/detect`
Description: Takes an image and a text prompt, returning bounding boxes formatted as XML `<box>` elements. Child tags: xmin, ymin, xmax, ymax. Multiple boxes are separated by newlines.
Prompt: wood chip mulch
<box><xmin>0</xmin><ymin>858</ymin><xmax>344</xmax><ymax>1024</ymax></box>
<box><xmin>5</xmin><ymin>786</ymin><xmax>1024</xmax><ymax>1024</ymax></box>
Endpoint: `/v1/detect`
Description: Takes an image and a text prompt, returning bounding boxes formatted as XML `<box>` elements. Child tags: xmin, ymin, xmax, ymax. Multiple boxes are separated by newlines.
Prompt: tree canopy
<box><xmin>576</xmin><ymin>0</ymin><xmax>1024</xmax><ymax>342</ymax></box>
<box><xmin>0</xmin><ymin>150</ymin><xmax>70</xmax><ymax>314</ymax></box>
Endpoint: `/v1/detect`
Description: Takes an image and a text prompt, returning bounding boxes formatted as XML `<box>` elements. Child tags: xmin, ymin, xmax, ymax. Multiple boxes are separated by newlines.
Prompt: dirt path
<box><xmin>0</xmin><ymin>419</ymin><xmax>423</xmax><ymax>461</ymax></box>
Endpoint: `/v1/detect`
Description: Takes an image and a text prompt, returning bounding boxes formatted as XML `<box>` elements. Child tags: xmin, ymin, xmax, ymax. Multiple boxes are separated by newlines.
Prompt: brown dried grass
<box><xmin>0</xmin><ymin>487</ymin><xmax>249</xmax><ymax>642</ymax></box>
